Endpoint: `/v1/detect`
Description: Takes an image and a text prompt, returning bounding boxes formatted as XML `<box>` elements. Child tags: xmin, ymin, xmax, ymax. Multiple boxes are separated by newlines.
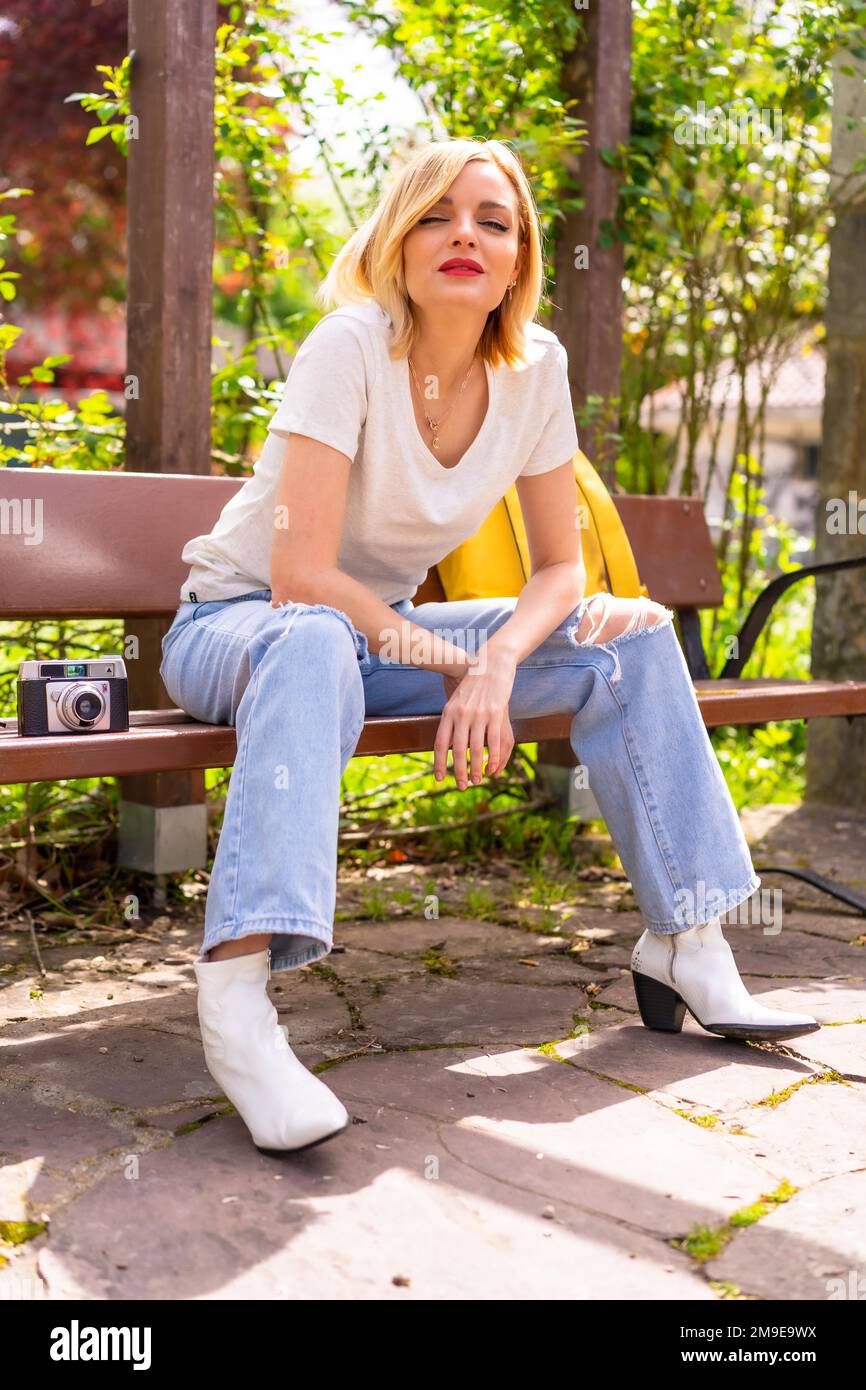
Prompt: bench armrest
<box><xmin>719</xmin><ymin>553</ymin><xmax>866</xmax><ymax>679</ymax></box>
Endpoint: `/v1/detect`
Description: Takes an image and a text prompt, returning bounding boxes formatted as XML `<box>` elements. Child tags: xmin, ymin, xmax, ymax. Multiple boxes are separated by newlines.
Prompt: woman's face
<box><xmin>402</xmin><ymin>160</ymin><xmax>526</xmax><ymax>319</ymax></box>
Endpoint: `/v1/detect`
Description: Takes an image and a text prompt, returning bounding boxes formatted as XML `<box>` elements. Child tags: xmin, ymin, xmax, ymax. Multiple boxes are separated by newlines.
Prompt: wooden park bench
<box><xmin>2</xmin><ymin>466</ymin><xmax>865</xmax><ymax>913</ymax></box>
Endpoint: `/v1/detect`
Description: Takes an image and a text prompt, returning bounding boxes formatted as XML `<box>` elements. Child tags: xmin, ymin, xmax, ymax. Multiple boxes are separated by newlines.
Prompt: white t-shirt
<box><xmin>178</xmin><ymin>300</ymin><xmax>579</xmax><ymax>606</ymax></box>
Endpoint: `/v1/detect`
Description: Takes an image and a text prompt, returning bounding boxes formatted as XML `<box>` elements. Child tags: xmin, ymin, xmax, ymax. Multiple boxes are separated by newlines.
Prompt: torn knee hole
<box><xmin>572</xmin><ymin>594</ymin><xmax>671</xmax><ymax>646</ymax></box>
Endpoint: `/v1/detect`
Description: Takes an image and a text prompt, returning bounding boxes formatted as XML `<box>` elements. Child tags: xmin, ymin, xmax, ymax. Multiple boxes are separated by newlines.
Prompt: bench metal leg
<box><xmin>754</xmin><ymin>864</ymin><xmax>866</xmax><ymax>915</ymax></box>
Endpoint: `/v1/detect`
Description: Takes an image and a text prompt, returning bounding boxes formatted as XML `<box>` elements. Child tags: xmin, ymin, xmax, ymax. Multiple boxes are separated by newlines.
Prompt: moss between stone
<box><xmin>175</xmin><ymin>1103</ymin><xmax>235</xmax><ymax>1135</ymax></box>
<box><xmin>672</xmin><ymin>1107</ymin><xmax>723</xmax><ymax>1129</ymax></box>
<box><xmin>672</xmin><ymin>1178</ymin><xmax>799</xmax><ymax>1265</ymax></box>
<box><xmin>309</xmin><ymin>962</ymin><xmax>339</xmax><ymax>983</ymax></box>
<box><xmin>752</xmin><ymin>1067</ymin><xmax>847</xmax><ymax>1108</ymax></box>
<box><xmin>0</xmin><ymin>1219</ymin><xmax>47</xmax><ymax>1247</ymax></box>
<box><xmin>707</xmin><ymin>1279</ymin><xmax>757</xmax><ymax>1300</ymax></box>
<box><xmin>420</xmin><ymin>946</ymin><xmax>459</xmax><ymax>978</ymax></box>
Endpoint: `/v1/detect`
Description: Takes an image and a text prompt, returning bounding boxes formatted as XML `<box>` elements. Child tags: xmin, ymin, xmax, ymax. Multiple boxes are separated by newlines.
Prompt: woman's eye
<box><xmin>418</xmin><ymin>216</ymin><xmax>508</xmax><ymax>232</ymax></box>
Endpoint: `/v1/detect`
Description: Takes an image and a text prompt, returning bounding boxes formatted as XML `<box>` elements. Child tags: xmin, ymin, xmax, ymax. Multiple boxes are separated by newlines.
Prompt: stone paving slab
<box><xmin>334</xmin><ymin>1047</ymin><xmax>783</xmax><ymax>1231</ymax></box>
<box><xmin>3</xmin><ymin>957</ymin><xmax>358</xmax><ymax>1051</ymax></box>
<box><xmin>22</xmin><ymin>1102</ymin><xmax>712</xmax><ymax>1301</ymax></box>
<box><xmin>335</xmin><ymin>917</ymin><xmax>543</xmax><ymax>956</ymax></box>
<box><xmin>329</xmin><ymin>935</ymin><xmax>614</xmax><ymax>989</ymax></box>
<box><xmin>1</xmin><ymin>800</ymin><xmax>864</xmax><ymax>1299</ymax></box>
<box><xmin>709</xmin><ymin>924</ymin><xmax>866</xmax><ymax>978</ymax></box>
<box><xmin>1</xmin><ymin>1081</ymin><xmax>147</xmax><ymax>1168</ymax></box>
<box><xmin>783</xmin><ymin>1023</ymin><xmax>866</xmax><ymax>1077</ymax></box>
<box><xmin>3</xmin><ymin>1021</ymin><xmax>215</xmax><ymax>1113</ymax></box>
<box><xmin>1</xmin><ymin>942</ymin><xmax>196</xmax><ymax>1020</ymax></box>
<box><xmin>348</xmin><ymin>975</ymin><xmax>591</xmax><ymax>1049</ymax></box>
<box><xmin>765</xmin><ymin>906</ymin><xmax>866</xmax><ymax>945</ymax></box>
<box><xmin>707</xmin><ymin>1169</ymin><xmax>866</xmax><ymax>1301</ymax></box>
<box><xmin>553</xmin><ymin>1019</ymin><xmax>824</xmax><ymax>1109</ymax></box>
<box><xmin>334</xmin><ymin>916</ymin><xmax>605</xmax><ymax>970</ymax></box>
<box><xmin>723</xmin><ymin>1079</ymin><xmax>866</xmax><ymax>1185</ymax></box>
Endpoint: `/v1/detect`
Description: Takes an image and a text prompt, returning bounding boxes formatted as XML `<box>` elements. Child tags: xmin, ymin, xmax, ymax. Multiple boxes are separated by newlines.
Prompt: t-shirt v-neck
<box><xmin>178</xmin><ymin>299</ymin><xmax>579</xmax><ymax>607</ymax></box>
<box><xmin>400</xmin><ymin>353</ymin><xmax>496</xmax><ymax>478</ymax></box>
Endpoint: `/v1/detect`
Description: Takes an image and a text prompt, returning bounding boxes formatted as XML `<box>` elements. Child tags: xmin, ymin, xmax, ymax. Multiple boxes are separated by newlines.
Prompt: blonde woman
<box><xmin>160</xmin><ymin>138</ymin><xmax>818</xmax><ymax>1155</ymax></box>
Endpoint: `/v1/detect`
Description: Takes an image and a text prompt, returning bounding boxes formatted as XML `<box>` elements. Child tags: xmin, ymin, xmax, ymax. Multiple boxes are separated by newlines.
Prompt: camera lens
<box><xmin>73</xmin><ymin>691</ymin><xmax>103</xmax><ymax>722</ymax></box>
<box><xmin>57</xmin><ymin>681</ymin><xmax>106</xmax><ymax>730</ymax></box>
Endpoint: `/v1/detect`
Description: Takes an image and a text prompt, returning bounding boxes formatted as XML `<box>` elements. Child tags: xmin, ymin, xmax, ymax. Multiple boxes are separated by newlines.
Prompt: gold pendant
<box><xmin>431</xmin><ymin>434</ymin><xmax>440</xmax><ymax>450</ymax></box>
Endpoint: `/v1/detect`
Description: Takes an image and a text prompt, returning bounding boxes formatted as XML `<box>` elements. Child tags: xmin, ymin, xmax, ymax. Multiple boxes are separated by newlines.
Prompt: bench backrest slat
<box><xmin>0</xmin><ymin>469</ymin><xmax>723</xmax><ymax>618</ymax></box>
<box><xmin>614</xmin><ymin>496</ymin><xmax>723</xmax><ymax>607</ymax></box>
<box><xmin>1</xmin><ymin>470</ymin><xmax>238</xmax><ymax>618</ymax></box>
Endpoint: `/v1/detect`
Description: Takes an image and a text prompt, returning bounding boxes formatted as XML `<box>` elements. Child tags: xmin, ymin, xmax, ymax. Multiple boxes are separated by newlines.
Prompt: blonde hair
<box><xmin>316</xmin><ymin>138</ymin><xmax>547</xmax><ymax>370</ymax></box>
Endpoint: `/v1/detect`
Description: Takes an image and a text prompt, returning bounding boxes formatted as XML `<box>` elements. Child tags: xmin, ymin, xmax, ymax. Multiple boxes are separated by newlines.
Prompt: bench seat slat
<box><xmin>2</xmin><ymin>680</ymin><xmax>865</xmax><ymax>784</ymax></box>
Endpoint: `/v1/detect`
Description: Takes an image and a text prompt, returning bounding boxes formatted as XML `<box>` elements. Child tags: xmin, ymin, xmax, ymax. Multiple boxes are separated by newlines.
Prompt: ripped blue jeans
<box><xmin>158</xmin><ymin>588</ymin><xmax>760</xmax><ymax>972</ymax></box>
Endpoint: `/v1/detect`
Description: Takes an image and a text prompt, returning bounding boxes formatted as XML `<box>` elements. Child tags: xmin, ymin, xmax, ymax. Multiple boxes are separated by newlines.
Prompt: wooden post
<box><xmin>540</xmin><ymin>0</ymin><xmax>632</xmax><ymax>807</ymax></box>
<box><xmin>553</xmin><ymin>0</ymin><xmax>631</xmax><ymax>486</ymax></box>
<box><xmin>117</xmin><ymin>0</ymin><xmax>217</xmax><ymax>882</ymax></box>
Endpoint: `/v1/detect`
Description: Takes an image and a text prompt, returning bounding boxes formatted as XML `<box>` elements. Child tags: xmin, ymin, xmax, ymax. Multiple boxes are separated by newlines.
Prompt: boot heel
<box><xmin>632</xmin><ymin>969</ymin><xmax>687</xmax><ymax>1032</ymax></box>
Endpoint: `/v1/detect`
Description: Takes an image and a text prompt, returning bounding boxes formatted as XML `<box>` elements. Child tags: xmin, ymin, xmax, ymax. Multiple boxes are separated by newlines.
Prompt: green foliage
<box><xmin>619</xmin><ymin>0</ymin><xmax>866</xmax><ymax>502</ymax></box>
<box><xmin>712</xmin><ymin>718</ymin><xmax>806</xmax><ymax>809</ymax></box>
<box><xmin>65</xmin><ymin>55</ymin><xmax>133</xmax><ymax>152</ymax></box>
<box><xmin>704</xmin><ymin>459</ymin><xmax>815</xmax><ymax>676</ymax></box>
<box><xmin>341</xmin><ymin>0</ymin><xmax>588</xmax><ymax>244</ymax></box>
<box><xmin>0</xmin><ymin>194</ymin><xmax>124</xmax><ymax>470</ymax></box>
<box><xmin>705</xmin><ymin>461</ymin><xmax>815</xmax><ymax>807</ymax></box>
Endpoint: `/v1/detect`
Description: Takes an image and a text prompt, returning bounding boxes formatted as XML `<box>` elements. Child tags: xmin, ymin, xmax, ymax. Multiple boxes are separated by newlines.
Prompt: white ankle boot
<box><xmin>630</xmin><ymin>917</ymin><xmax>820</xmax><ymax>1042</ymax></box>
<box><xmin>194</xmin><ymin>946</ymin><xmax>349</xmax><ymax>1151</ymax></box>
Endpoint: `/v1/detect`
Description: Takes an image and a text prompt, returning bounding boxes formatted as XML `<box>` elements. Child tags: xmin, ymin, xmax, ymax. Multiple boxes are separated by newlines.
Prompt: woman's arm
<box><xmin>482</xmin><ymin>460</ymin><xmax>587</xmax><ymax>670</ymax></box>
<box><xmin>269</xmin><ymin>432</ymin><xmax>475</xmax><ymax>680</ymax></box>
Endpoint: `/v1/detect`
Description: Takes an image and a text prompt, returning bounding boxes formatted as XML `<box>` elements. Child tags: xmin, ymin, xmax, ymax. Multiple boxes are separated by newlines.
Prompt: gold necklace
<box><xmin>408</xmin><ymin>351</ymin><xmax>478</xmax><ymax>451</ymax></box>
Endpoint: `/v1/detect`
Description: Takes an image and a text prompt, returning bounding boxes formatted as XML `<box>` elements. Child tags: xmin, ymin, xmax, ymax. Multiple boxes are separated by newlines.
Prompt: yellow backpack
<box><xmin>436</xmin><ymin>448</ymin><xmax>650</xmax><ymax>601</ymax></box>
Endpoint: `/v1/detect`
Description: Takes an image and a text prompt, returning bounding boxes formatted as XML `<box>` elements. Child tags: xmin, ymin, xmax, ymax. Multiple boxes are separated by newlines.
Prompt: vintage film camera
<box><xmin>17</xmin><ymin>657</ymin><xmax>129</xmax><ymax>736</ymax></box>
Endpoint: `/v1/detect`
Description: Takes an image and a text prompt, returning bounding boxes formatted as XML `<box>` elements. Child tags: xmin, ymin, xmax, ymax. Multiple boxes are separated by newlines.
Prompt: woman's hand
<box><xmin>435</xmin><ymin>651</ymin><xmax>517</xmax><ymax>788</ymax></box>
